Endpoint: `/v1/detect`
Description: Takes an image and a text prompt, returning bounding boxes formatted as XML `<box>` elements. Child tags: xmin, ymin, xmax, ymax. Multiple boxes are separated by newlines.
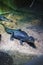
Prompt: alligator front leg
<box><xmin>10</xmin><ymin>36</ymin><xmax>14</xmax><ymax>41</ymax></box>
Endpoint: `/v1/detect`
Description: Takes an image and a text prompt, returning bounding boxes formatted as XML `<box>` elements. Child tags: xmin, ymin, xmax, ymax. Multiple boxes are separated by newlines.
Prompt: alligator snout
<box><xmin>27</xmin><ymin>36</ymin><xmax>36</xmax><ymax>48</ymax></box>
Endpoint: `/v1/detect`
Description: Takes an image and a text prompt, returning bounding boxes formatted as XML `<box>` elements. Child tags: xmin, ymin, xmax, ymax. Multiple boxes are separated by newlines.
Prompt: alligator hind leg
<box><xmin>20</xmin><ymin>40</ymin><xmax>23</xmax><ymax>45</ymax></box>
<box><xmin>10</xmin><ymin>34</ymin><xmax>14</xmax><ymax>41</ymax></box>
<box><xmin>10</xmin><ymin>36</ymin><xmax>14</xmax><ymax>41</ymax></box>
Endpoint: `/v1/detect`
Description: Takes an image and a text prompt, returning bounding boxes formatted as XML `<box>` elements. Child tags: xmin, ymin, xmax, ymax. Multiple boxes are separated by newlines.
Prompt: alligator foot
<box><xmin>20</xmin><ymin>40</ymin><xmax>23</xmax><ymax>46</ymax></box>
<box><xmin>10</xmin><ymin>37</ymin><xmax>14</xmax><ymax>41</ymax></box>
<box><xmin>10</xmin><ymin>35</ymin><xmax>14</xmax><ymax>41</ymax></box>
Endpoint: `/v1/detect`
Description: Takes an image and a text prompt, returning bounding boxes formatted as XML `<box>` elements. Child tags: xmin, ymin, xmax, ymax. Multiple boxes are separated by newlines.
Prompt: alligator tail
<box><xmin>0</xmin><ymin>15</ymin><xmax>13</xmax><ymax>22</ymax></box>
<box><xmin>0</xmin><ymin>23</ymin><xmax>13</xmax><ymax>34</ymax></box>
<box><xmin>5</xmin><ymin>27</ymin><xmax>13</xmax><ymax>34</ymax></box>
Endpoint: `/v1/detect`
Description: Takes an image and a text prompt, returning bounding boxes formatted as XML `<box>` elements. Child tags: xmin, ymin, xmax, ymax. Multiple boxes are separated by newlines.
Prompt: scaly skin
<box><xmin>0</xmin><ymin>23</ymin><xmax>36</xmax><ymax>48</ymax></box>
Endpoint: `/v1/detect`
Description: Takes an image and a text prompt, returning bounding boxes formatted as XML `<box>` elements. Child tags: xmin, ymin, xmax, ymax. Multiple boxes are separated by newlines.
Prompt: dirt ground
<box><xmin>0</xmin><ymin>13</ymin><xmax>43</xmax><ymax>65</ymax></box>
<box><xmin>0</xmin><ymin>14</ymin><xmax>43</xmax><ymax>55</ymax></box>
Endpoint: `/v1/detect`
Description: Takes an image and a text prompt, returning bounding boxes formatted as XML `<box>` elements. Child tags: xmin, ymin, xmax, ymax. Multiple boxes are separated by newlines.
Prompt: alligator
<box><xmin>1</xmin><ymin>23</ymin><xmax>36</xmax><ymax>48</ymax></box>
<box><xmin>0</xmin><ymin>15</ymin><xmax>13</xmax><ymax>22</ymax></box>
